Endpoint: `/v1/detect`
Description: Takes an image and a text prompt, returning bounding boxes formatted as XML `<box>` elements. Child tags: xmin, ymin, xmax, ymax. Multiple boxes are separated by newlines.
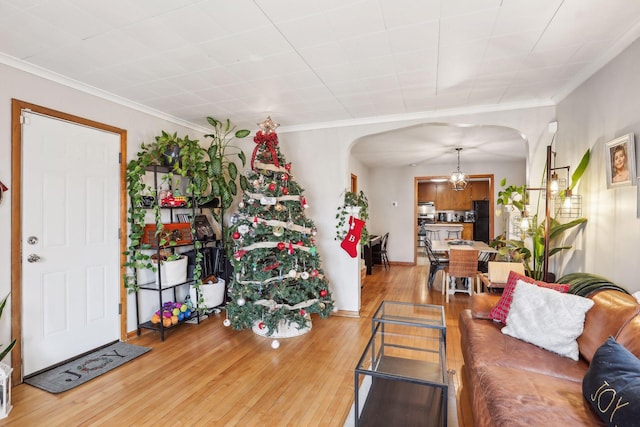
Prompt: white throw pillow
<box><xmin>502</xmin><ymin>279</ymin><xmax>594</xmax><ymax>360</ymax></box>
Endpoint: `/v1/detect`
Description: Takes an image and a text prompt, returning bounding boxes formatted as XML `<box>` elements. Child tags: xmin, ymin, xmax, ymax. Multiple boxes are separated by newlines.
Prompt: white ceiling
<box><xmin>2</xmin><ymin>0</ymin><xmax>640</xmax><ymax>166</ymax></box>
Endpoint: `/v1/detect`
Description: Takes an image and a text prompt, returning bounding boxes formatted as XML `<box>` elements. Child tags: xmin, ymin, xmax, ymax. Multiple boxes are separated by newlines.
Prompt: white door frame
<box><xmin>10</xmin><ymin>99</ymin><xmax>128</xmax><ymax>384</ymax></box>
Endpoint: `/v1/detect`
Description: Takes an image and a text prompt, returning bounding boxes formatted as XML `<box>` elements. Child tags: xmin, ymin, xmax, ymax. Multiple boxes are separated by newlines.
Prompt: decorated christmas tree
<box><xmin>224</xmin><ymin>117</ymin><xmax>335</xmax><ymax>343</ymax></box>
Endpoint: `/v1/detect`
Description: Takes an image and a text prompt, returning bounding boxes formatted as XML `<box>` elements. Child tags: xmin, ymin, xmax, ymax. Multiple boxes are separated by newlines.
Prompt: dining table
<box><xmin>430</xmin><ymin>239</ymin><xmax>497</xmax><ymax>255</ymax></box>
<box><xmin>363</xmin><ymin>234</ymin><xmax>382</xmax><ymax>275</ymax></box>
<box><xmin>431</xmin><ymin>240</ymin><xmax>499</xmax><ymax>292</ymax></box>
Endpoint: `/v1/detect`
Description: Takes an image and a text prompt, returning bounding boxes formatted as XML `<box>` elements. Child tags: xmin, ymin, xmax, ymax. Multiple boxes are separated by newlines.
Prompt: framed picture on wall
<box><xmin>605</xmin><ymin>133</ymin><xmax>636</xmax><ymax>189</ymax></box>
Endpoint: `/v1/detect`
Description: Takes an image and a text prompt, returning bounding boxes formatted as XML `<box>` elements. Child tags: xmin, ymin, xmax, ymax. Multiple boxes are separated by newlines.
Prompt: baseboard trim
<box><xmin>390</xmin><ymin>261</ymin><xmax>412</xmax><ymax>267</ymax></box>
<box><xmin>334</xmin><ymin>310</ymin><xmax>360</xmax><ymax>318</ymax></box>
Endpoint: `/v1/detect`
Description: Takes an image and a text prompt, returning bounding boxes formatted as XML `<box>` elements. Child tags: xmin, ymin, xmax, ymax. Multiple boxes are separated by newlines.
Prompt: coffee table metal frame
<box><xmin>354</xmin><ymin>301</ymin><xmax>448</xmax><ymax>426</ymax></box>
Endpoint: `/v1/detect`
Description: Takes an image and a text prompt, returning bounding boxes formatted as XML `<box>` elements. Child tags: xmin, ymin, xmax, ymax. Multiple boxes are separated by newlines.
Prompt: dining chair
<box><xmin>426</xmin><ymin>242</ymin><xmax>448</xmax><ymax>289</ymax></box>
<box><xmin>478</xmin><ymin>261</ymin><xmax>526</xmax><ymax>293</ymax></box>
<box><xmin>477</xmin><ymin>251</ymin><xmax>497</xmax><ymax>274</ymax></box>
<box><xmin>379</xmin><ymin>232</ymin><xmax>389</xmax><ymax>270</ymax></box>
<box><xmin>442</xmin><ymin>248</ymin><xmax>479</xmax><ymax>303</ymax></box>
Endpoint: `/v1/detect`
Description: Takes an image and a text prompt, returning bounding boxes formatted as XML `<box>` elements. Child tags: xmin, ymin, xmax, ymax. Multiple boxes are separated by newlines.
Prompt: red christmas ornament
<box><xmin>277</xmin><ymin>242</ymin><xmax>286</xmax><ymax>251</ymax></box>
<box><xmin>285</xmin><ymin>163</ymin><xmax>292</xmax><ymax>171</ymax></box>
<box><xmin>232</xmin><ymin>231</ymin><xmax>241</xmax><ymax>240</ymax></box>
<box><xmin>311</xmin><ymin>269</ymin><xmax>319</xmax><ymax>277</ymax></box>
<box><xmin>299</xmin><ymin>309</ymin><xmax>306</xmax><ymax>316</ymax></box>
<box><xmin>319</xmin><ymin>289</ymin><xmax>328</xmax><ymax>297</ymax></box>
<box><xmin>288</xmin><ymin>241</ymin><xmax>294</xmax><ymax>255</ymax></box>
<box><xmin>281</xmin><ymin>173</ymin><xmax>288</xmax><ymax>181</ymax></box>
<box><xmin>268</xmin><ymin>182</ymin><xmax>276</xmax><ymax>192</ymax></box>
<box><xmin>282</xmin><ymin>186</ymin><xmax>289</xmax><ymax>195</ymax></box>
<box><xmin>234</xmin><ymin>250</ymin><xmax>246</xmax><ymax>260</ymax></box>
<box><xmin>297</xmin><ymin>240</ymin><xmax>303</xmax><ymax>246</ymax></box>
<box><xmin>300</xmin><ymin>196</ymin><xmax>308</xmax><ymax>209</ymax></box>
<box><xmin>258</xmin><ymin>322</ymin><xmax>266</xmax><ymax>330</ymax></box>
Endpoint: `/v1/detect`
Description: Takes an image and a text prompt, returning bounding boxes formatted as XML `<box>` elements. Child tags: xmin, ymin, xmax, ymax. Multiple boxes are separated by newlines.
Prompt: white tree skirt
<box><xmin>252</xmin><ymin>319</ymin><xmax>312</xmax><ymax>338</ymax></box>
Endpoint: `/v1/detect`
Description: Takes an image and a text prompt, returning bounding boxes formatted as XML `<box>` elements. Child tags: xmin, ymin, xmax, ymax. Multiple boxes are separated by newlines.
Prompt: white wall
<box><xmin>552</xmin><ymin>38</ymin><xmax>640</xmax><ymax>292</ymax></box>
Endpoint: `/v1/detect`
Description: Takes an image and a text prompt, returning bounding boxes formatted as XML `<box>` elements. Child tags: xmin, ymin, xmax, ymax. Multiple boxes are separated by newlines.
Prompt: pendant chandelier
<box><xmin>450</xmin><ymin>147</ymin><xmax>468</xmax><ymax>191</ymax></box>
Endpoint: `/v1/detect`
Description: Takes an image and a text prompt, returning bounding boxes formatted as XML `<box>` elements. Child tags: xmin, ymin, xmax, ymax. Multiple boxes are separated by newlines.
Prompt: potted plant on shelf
<box><xmin>335</xmin><ymin>190</ymin><xmax>370</xmax><ymax>245</ymax></box>
<box><xmin>123</xmin><ymin>132</ymin><xmax>209</xmax><ymax>293</ymax></box>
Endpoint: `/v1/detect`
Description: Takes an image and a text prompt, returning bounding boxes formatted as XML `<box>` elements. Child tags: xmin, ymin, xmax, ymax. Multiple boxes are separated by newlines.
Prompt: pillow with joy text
<box><xmin>488</xmin><ymin>270</ymin><xmax>570</xmax><ymax>324</ymax></box>
<box><xmin>582</xmin><ymin>337</ymin><xmax>640</xmax><ymax>426</ymax></box>
<box><xmin>501</xmin><ymin>280</ymin><xmax>594</xmax><ymax>360</ymax></box>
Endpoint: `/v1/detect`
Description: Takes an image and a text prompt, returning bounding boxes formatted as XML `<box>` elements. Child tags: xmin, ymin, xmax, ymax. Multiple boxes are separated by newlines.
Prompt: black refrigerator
<box><xmin>473</xmin><ymin>200</ymin><xmax>490</xmax><ymax>243</ymax></box>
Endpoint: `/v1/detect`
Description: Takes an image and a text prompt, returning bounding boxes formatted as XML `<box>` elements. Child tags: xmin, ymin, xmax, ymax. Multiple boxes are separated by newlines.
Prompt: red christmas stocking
<box><xmin>341</xmin><ymin>216</ymin><xmax>365</xmax><ymax>258</ymax></box>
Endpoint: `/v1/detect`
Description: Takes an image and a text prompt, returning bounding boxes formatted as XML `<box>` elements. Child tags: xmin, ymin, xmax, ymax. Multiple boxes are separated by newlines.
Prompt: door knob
<box><xmin>27</xmin><ymin>254</ymin><xmax>41</xmax><ymax>263</ymax></box>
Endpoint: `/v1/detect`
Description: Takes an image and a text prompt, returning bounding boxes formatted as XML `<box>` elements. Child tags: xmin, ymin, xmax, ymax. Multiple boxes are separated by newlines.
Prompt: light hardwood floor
<box><xmin>3</xmin><ymin>261</ymin><xmax>473</xmax><ymax>426</ymax></box>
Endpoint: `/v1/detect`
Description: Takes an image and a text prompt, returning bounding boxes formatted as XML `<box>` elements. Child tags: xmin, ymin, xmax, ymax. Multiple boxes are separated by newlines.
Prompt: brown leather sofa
<box><xmin>459</xmin><ymin>289</ymin><xmax>640</xmax><ymax>426</ymax></box>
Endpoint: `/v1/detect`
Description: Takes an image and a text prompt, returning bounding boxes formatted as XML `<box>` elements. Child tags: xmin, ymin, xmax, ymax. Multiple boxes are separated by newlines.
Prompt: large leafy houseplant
<box><xmin>202</xmin><ymin>117</ymin><xmax>250</xmax><ymax>224</ymax></box>
<box><xmin>123</xmin><ymin>132</ymin><xmax>209</xmax><ymax>293</ymax></box>
<box><xmin>494</xmin><ymin>149</ymin><xmax>591</xmax><ymax>280</ymax></box>
<box><xmin>335</xmin><ymin>190</ymin><xmax>370</xmax><ymax>245</ymax></box>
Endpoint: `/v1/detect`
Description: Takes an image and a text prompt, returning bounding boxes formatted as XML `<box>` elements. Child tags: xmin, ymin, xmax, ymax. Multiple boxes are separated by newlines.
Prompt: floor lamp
<box><xmin>522</xmin><ymin>145</ymin><xmax>553</xmax><ymax>280</ymax></box>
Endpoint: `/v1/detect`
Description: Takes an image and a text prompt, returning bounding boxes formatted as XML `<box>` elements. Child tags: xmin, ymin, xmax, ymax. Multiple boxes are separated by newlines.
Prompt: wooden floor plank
<box><xmin>2</xmin><ymin>260</ymin><xmax>473</xmax><ymax>426</ymax></box>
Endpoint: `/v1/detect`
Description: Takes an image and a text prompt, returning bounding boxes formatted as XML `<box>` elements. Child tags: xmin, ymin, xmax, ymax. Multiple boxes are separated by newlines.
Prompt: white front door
<box><xmin>21</xmin><ymin>111</ymin><xmax>121</xmax><ymax>375</ymax></box>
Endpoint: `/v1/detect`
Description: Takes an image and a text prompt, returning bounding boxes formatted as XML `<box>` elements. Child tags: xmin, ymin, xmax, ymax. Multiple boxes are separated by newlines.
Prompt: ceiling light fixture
<box><xmin>450</xmin><ymin>147</ymin><xmax>468</xmax><ymax>191</ymax></box>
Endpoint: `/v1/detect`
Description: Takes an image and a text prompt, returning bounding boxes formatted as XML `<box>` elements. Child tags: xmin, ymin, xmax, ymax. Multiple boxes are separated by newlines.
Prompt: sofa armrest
<box><xmin>471</xmin><ymin>293</ymin><xmax>502</xmax><ymax>319</ymax></box>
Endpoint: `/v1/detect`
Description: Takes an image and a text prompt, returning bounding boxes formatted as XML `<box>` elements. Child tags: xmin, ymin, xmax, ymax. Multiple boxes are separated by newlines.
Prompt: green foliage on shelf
<box><xmin>123</xmin><ymin>132</ymin><xmax>208</xmax><ymax>293</ymax></box>
<box><xmin>496</xmin><ymin>178</ymin><xmax>526</xmax><ymax>210</ymax></box>
<box><xmin>335</xmin><ymin>190</ymin><xmax>370</xmax><ymax>245</ymax></box>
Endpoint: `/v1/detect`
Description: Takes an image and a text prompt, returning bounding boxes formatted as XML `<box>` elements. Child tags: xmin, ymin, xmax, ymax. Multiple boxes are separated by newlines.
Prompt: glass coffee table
<box><xmin>354</xmin><ymin>301</ymin><xmax>448</xmax><ymax>426</ymax></box>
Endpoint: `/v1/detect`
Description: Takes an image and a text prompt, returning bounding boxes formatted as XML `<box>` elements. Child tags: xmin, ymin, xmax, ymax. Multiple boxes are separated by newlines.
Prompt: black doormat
<box><xmin>24</xmin><ymin>342</ymin><xmax>151</xmax><ymax>394</ymax></box>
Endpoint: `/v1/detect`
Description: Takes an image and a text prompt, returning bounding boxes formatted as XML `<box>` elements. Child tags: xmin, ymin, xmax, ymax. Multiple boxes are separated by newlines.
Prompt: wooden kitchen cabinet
<box><xmin>435</xmin><ymin>183</ymin><xmax>448</xmax><ymax>209</ymax></box>
<box><xmin>434</xmin><ymin>182</ymin><xmax>471</xmax><ymax>210</ymax></box>
<box><xmin>470</xmin><ymin>181</ymin><xmax>490</xmax><ymax>201</ymax></box>
<box><xmin>462</xmin><ymin>223</ymin><xmax>473</xmax><ymax>240</ymax></box>
<box><xmin>453</xmin><ymin>187</ymin><xmax>472</xmax><ymax>210</ymax></box>
<box><xmin>418</xmin><ymin>182</ymin><xmax>437</xmax><ymax>202</ymax></box>
<box><xmin>429</xmin><ymin>181</ymin><xmax>489</xmax><ymax>210</ymax></box>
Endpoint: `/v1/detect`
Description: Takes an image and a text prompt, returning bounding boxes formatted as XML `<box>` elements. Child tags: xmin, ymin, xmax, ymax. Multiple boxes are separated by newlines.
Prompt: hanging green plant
<box><xmin>123</xmin><ymin>132</ymin><xmax>208</xmax><ymax>293</ymax></box>
<box><xmin>335</xmin><ymin>190</ymin><xmax>370</xmax><ymax>245</ymax></box>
